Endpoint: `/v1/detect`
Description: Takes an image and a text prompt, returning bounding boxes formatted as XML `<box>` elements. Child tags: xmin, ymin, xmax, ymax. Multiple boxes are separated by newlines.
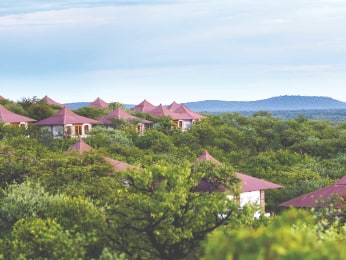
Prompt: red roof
<box><xmin>167</xmin><ymin>101</ymin><xmax>180</xmax><ymax>111</ymax></box>
<box><xmin>195</xmin><ymin>150</ymin><xmax>222</xmax><ymax>164</ymax></box>
<box><xmin>35</xmin><ymin>106</ymin><xmax>99</xmax><ymax>125</ymax></box>
<box><xmin>280</xmin><ymin>176</ymin><xmax>346</xmax><ymax>208</ymax></box>
<box><xmin>66</xmin><ymin>139</ymin><xmax>92</xmax><ymax>154</ymax></box>
<box><xmin>148</xmin><ymin>104</ymin><xmax>180</xmax><ymax>120</ymax></box>
<box><xmin>173</xmin><ymin>104</ymin><xmax>205</xmax><ymax>120</ymax></box>
<box><xmin>0</xmin><ymin>104</ymin><xmax>36</xmax><ymax>123</ymax></box>
<box><xmin>131</xmin><ymin>99</ymin><xmax>155</xmax><ymax>113</ymax></box>
<box><xmin>89</xmin><ymin>97</ymin><xmax>109</xmax><ymax>109</ymax></box>
<box><xmin>195</xmin><ymin>150</ymin><xmax>283</xmax><ymax>192</ymax></box>
<box><xmin>67</xmin><ymin>139</ymin><xmax>133</xmax><ymax>172</ymax></box>
<box><xmin>236</xmin><ymin>173</ymin><xmax>283</xmax><ymax>192</ymax></box>
<box><xmin>98</xmin><ymin>107</ymin><xmax>152</xmax><ymax>124</ymax></box>
<box><xmin>41</xmin><ymin>95</ymin><xmax>64</xmax><ymax>107</ymax></box>
<box><xmin>104</xmin><ymin>157</ymin><xmax>134</xmax><ymax>172</ymax></box>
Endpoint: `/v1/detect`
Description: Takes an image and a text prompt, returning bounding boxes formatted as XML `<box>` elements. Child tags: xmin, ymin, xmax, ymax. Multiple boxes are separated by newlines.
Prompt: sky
<box><xmin>1</xmin><ymin>0</ymin><xmax>346</xmax><ymax>104</ymax></box>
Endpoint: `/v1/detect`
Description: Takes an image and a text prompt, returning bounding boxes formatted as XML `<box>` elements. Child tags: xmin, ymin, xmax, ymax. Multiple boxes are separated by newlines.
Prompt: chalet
<box><xmin>35</xmin><ymin>106</ymin><xmax>99</xmax><ymax>138</ymax></box>
<box><xmin>169</xmin><ymin>103</ymin><xmax>204</xmax><ymax>131</ymax></box>
<box><xmin>89</xmin><ymin>97</ymin><xmax>109</xmax><ymax>109</ymax></box>
<box><xmin>41</xmin><ymin>95</ymin><xmax>64</xmax><ymax>108</ymax></box>
<box><xmin>0</xmin><ymin>104</ymin><xmax>36</xmax><ymax>127</ymax></box>
<box><xmin>131</xmin><ymin>100</ymin><xmax>204</xmax><ymax>131</ymax></box>
<box><xmin>280</xmin><ymin>175</ymin><xmax>346</xmax><ymax>208</ymax></box>
<box><xmin>195</xmin><ymin>150</ymin><xmax>283</xmax><ymax>217</ymax></box>
<box><xmin>67</xmin><ymin>138</ymin><xmax>134</xmax><ymax>172</ymax></box>
<box><xmin>98</xmin><ymin>107</ymin><xmax>153</xmax><ymax>134</ymax></box>
<box><xmin>147</xmin><ymin>104</ymin><xmax>180</xmax><ymax>119</ymax></box>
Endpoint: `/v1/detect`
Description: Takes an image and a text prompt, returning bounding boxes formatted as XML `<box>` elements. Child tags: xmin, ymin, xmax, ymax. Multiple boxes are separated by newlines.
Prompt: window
<box><xmin>178</xmin><ymin>121</ymin><xmax>183</xmax><ymax>128</ymax></box>
<box><xmin>74</xmin><ymin>125</ymin><xmax>82</xmax><ymax>136</ymax></box>
<box><xmin>66</xmin><ymin>126</ymin><xmax>72</xmax><ymax>136</ymax></box>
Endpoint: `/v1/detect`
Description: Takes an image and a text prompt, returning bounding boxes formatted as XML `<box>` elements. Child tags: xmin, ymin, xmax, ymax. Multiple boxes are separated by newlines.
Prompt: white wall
<box><xmin>239</xmin><ymin>190</ymin><xmax>261</xmax><ymax>208</ymax></box>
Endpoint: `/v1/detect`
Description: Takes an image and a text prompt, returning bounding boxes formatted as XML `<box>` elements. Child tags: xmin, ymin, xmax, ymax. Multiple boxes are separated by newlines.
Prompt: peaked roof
<box><xmin>41</xmin><ymin>95</ymin><xmax>64</xmax><ymax>107</ymax></box>
<box><xmin>148</xmin><ymin>104</ymin><xmax>180</xmax><ymax>120</ymax></box>
<box><xmin>66</xmin><ymin>139</ymin><xmax>92</xmax><ymax>154</ymax></box>
<box><xmin>195</xmin><ymin>150</ymin><xmax>222</xmax><ymax>164</ymax></box>
<box><xmin>280</xmin><ymin>176</ymin><xmax>346</xmax><ymax>208</ymax></box>
<box><xmin>98</xmin><ymin>107</ymin><xmax>152</xmax><ymax>124</ymax></box>
<box><xmin>35</xmin><ymin>106</ymin><xmax>99</xmax><ymax>125</ymax></box>
<box><xmin>131</xmin><ymin>99</ymin><xmax>156</xmax><ymax>113</ymax></box>
<box><xmin>66</xmin><ymin>139</ymin><xmax>134</xmax><ymax>172</ymax></box>
<box><xmin>89</xmin><ymin>97</ymin><xmax>109</xmax><ymax>109</ymax></box>
<box><xmin>173</xmin><ymin>104</ymin><xmax>205</xmax><ymax>120</ymax></box>
<box><xmin>167</xmin><ymin>101</ymin><xmax>180</xmax><ymax>111</ymax></box>
<box><xmin>0</xmin><ymin>104</ymin><xmax>36</xmax><ymax>123</ymax></box>
<box><xmin>104</xmin><ymin>157</ymin><xmax>134</xmax><ymax>172</ymax></box>
<box><xmin>195</xmin><ymin>150</ymin><xmax>283</xmax><ymax>192</ymax></box>
<box><xmin>236</xmin><ymin>173</ymin><xmax>283</xmax><ymax>192</ymax></box>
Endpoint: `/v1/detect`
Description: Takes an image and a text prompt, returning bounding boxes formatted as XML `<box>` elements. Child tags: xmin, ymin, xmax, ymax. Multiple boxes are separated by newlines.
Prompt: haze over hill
<box><xmin>184</xmin><ymin>96</ymin><xmax>346</xmax><ymax>112</ymax></box>
<box><xmin>65</xmin><ymin>96</ymin><xmax>346</xmax><ymax>112</ymax></box>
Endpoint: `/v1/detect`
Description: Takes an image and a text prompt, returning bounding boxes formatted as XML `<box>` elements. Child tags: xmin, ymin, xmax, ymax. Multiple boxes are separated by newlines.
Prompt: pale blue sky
<box><xmin>1</xmin><ymin>0</ymin><xmax>346</xmax><ymax>104</ymax></box>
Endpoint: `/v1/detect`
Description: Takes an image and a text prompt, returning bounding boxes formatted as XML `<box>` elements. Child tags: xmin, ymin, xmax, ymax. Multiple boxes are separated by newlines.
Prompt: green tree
<box><xmin>153</xmin><ymin>116</ymin><xmax>177</xmax><ymax>134</ymax></box>
<box><xmin>108</xmin><ymin>102</ymin><xmax>126</xmax><ymax>110</ymax></box>
<box><xmin>29</xmin><ymin>151</ymin><xmax>116</xmax><ymax>201</ymax></box>
<box><xmin>203</xmin><ymin>208</ymin><xmax>346</xmax><ymax>260</ymax></box>
<box><xmin>16</xmin><ymin>96</ymin><xmax>57</xmax><ymax>120</ymax></box>
<box><xmin>26</xmin><ymin>101</ymin><xmax>55</xmax><ymax>120</ymax></box>
<box><xmin>0</xmin><ymin>136</ymin><xmax>52</xmax><ymax>187</ymax></box>
<box><xmin>74</xmin><ymin>106</ymin><xmax>108</xmax><ymax>119</ymax></box>
<box><xmin>5</xmin><ymin>218</ymin><xmax>85</xmax><ymax>259</ymax></box>
<box><xmin>87</xmin><ymin>126</ymin><xmax>133</xmax><ymax>148</ymax></box>
<box><xmin>106</xmin><ymin>161</ymin><xmax>242</xmax><ymax>260</ymax></box>
<box><xmin>134</xmin><ymin>129</ymin><xmax>175</xmax><ymax>154</ymax></box>
<box><xmin>190</xmin><ymin>119</ymin><xmax>216</xmax><ymax>147</ymax></box>
<box><xmin>0</xmin><ymin>182</ymin><xmax>111</xmax><ymax>258</ymax></box>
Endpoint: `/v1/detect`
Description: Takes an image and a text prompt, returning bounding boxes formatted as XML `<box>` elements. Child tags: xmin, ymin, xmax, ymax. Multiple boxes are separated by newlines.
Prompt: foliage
<box><xmin>153</xmin><ymin>116</ymin><xmax>177</xmax><ymax>134</ymax></box>
<box><xmin>108</xmin><ymin>102</ymin><xmax>126</xmax><ymax>110</ymax></box>
<box><xmin>3</xmin><ymin>99</ymin><xmax>346</xmax><ymax>258</ymax></box>
<box><xmin>0</xmin><ymin>182</ymin><xmax>110</xmax><ymax>259</ymax></box>
<box><xmin>134</xmin><ymin>129</ymin><xmax>175</xmax><ymax>153</ymax></box>
<box><xmin>107</xmin><ymin>162</ymin><xmax>241</xmax><ymax>260</ymax></box>
<box><xmin>74</xmin><ymin>106</ymin><xmax>109</xmax><ymax>119</ymax></box>
<box><xmin>5</xmin><ymin>218</ymin><xmax>85</xmax><ymax>259</ymax></box>
<box><xmin>16</xmin><ymin>96</ymin><xmax>57</xmax><ymax>120</ymax></box>
<box><xmin>87</xmin><ymin>126</ymin><xmax>133</xmax><ymax>148</ymax></box>
<box><xmin>29</xmin><ymin>151</ymin><xmax>116</xmax><ymax>201</ymax></box>
<box><xmin>202</xmin><ymin>208</ymin><xmax>346</xmax><ymax>260</ymax></box>
<box><xmin>0</xmin><ymin>99</ymin><xmax>28</xmax><ymax>117</ymax></box>
<box><xmin>0</xmin><ymin>136</ymin><xmax>51</xmax><ymax>188</ymax></box>
<box><xmin>0</xmin><ymin>123</ymin><xmax>27</xmax><ymax>140</ymax></box>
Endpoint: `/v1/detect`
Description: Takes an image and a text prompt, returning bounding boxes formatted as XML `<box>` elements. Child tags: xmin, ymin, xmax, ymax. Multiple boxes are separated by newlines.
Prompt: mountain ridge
<box><xmin>64</xmin><ymin>95</ymin><xmax>346</xmax><ymax>112</ymax></box>
<box><xmin>183</xmin><ymin>95</ymin><xmax>346</xmax><ymax>112</ymax></box>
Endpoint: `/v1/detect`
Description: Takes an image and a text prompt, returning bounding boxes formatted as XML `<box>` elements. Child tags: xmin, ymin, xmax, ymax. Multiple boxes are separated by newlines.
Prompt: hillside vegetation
<box><xmin>1</xmin><ymin>97</ymin><xmax>346</xmax><ymax>259</ymax></box>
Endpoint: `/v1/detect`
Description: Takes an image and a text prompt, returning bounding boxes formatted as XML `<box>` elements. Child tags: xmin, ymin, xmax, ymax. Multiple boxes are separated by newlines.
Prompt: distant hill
<box><xmin>64</xmin><ymin>96</ymin><xmax>346</xmax><ymax>113</ymax></box>
<box><xmin>184</xmin><ymin>96</ymin><xmax>346</xmax><ymax>113</ymax></box>
<box><xmin>64</xmin><ymin>102</ymin><xmax>90</xmax><ymax>110</ymax></box>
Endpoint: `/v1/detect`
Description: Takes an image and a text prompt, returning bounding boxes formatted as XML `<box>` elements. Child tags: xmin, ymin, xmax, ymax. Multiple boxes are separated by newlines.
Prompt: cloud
<box><xmin>1</xmin><ymin>0</ymin><xmax>346</xmax><ymax>103</ymax></box>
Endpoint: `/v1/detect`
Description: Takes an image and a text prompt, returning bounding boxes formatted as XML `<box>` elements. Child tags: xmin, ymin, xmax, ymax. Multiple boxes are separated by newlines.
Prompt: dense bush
<box><xmin>1</xmin><ymin>105</ymin><xmax>346</xmax><ymax>258</ymax></box>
